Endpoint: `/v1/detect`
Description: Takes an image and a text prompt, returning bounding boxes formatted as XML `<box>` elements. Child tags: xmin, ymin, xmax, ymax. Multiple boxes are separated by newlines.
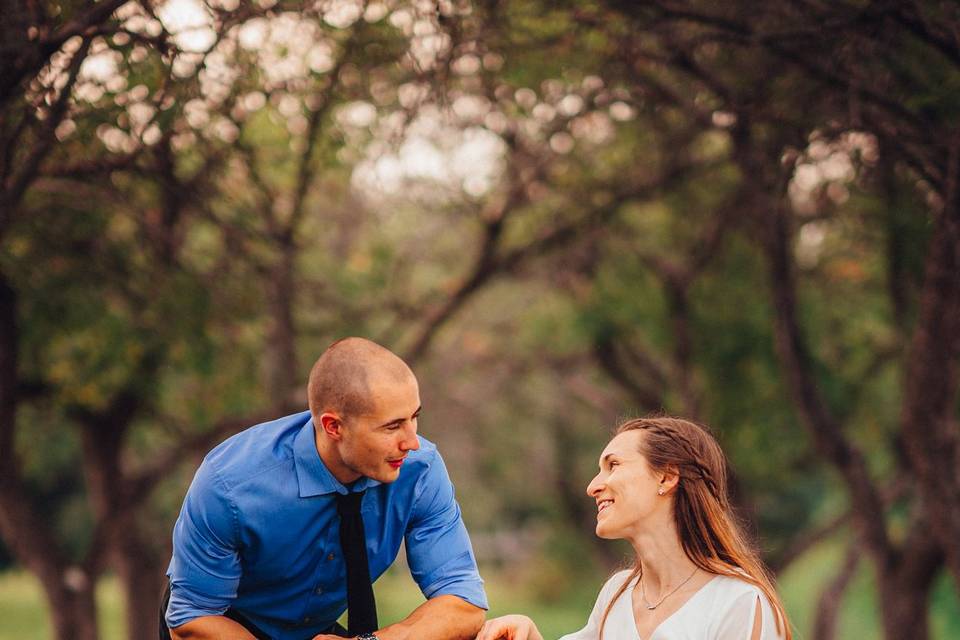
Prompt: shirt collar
<box><xmin>293</xmin><ymin>415</ymin><xmax>382</xmax><ymax>497</ymax></box>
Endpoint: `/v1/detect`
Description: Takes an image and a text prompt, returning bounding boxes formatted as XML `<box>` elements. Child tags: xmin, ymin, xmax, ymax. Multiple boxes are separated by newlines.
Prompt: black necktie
<box><xmin>335</xmin><ymin>490</ymin><xmax>378</xmax><ymax>636</ymax></box>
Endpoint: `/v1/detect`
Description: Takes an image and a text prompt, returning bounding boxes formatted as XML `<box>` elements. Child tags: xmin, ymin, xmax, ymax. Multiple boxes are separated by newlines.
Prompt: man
<box><xmin>163</xmin><ymin>337</ymin><xmax>487</xmax><ymax>640</ymax></box>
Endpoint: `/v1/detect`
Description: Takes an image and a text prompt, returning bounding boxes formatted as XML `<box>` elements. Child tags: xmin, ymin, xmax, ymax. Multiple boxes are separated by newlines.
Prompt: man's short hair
<box><xmin>307</xmin><ymin>337</ymin><xmax>411</xmax><ymax>420</ymax></box>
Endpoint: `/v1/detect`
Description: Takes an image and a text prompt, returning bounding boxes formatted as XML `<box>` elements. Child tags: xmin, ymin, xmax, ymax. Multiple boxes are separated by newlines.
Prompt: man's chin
<box><xmin>368</xmin><ymin>466</ymin><xmax>402</xmax><ymax>483</ymax></box>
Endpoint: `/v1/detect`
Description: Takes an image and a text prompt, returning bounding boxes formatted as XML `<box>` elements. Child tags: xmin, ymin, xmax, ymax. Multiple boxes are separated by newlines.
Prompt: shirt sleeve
<box><xmin>165</xmin><ymin>458</ymin><xmax>243</xmax><ymax>629</ymax></box>
<box><xmin>404</xmin><ymin>451</ymin><xmax>488</xmax><ymax>610</ymax></box>
<box><xmin>713</xmin><ymin>587</ymin><xmax>783</xmax><ymax>640</ymax></box>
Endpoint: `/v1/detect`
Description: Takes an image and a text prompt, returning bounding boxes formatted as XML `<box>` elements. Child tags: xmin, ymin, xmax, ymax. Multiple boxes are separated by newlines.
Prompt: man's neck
<box><xmin>313</xmin><ymin>427</ymin><xmax>362</xmax><ymax>485</ymax></box>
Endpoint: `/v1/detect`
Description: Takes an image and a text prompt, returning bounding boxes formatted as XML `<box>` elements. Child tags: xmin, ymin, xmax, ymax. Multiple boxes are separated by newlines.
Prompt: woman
<box><xmin>477</xmin><ymin>417</ymin><xmax>790</xmax><ymax>640</ymax></box>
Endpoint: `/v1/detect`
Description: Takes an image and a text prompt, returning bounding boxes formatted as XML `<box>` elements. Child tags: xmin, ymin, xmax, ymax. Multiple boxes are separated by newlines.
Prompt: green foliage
<box><xmin>3</xmin><ymin>1</ymin><xmax>960</xmax><ymax>637</ymax></box>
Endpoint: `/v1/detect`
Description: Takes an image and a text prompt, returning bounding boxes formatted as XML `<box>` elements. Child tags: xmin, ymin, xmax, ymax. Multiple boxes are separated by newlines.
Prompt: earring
<box><xmin>657</xmin><ymin>487</ymin><xmax>665</xmax><ymax>495</ymax></box>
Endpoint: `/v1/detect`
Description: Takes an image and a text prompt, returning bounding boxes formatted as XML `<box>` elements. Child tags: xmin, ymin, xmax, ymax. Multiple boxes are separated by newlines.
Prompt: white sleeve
<box><xmin>559</xmin><ymin>572</ymin><xmax>628</xmax><ymax>640</ymax></box>
<box><xmin>713</xmin><ymin>588</ymin><xmax>783</xmax><ymax>640</ymax></box>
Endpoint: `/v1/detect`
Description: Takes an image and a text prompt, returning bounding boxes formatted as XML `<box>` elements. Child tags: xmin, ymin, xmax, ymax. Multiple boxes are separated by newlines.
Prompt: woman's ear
<box><xmin>659</xmin><ymin>466</ymin><xmax>681</xmax><ymax>494</ymax></box>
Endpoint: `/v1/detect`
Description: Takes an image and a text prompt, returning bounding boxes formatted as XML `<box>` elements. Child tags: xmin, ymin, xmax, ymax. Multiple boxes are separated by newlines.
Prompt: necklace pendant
<box><xmin>646</xmin><ymin>604</ymin><xmax>658</xmax><ymax>610</ymax></box>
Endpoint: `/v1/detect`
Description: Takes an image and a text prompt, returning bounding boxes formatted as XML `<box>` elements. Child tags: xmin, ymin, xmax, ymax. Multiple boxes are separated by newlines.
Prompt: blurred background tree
<box><xmin>1</xmin><ymin>1</ymin><xmax>958</xmax><ymax>639</ymax></box>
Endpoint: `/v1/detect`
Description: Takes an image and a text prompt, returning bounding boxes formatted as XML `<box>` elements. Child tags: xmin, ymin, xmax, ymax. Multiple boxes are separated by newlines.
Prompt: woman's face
<box><xmin>586</xmin><ymin>431</ymin><xmax>666</xmax><ymax>539</ymax></box>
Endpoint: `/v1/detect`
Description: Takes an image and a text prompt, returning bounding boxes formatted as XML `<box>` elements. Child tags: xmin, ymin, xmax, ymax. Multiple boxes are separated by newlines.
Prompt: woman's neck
<box><xmin>628</xmin><ymin>519</ymin><xmax>698</xmax><ymax>593</ymax></box>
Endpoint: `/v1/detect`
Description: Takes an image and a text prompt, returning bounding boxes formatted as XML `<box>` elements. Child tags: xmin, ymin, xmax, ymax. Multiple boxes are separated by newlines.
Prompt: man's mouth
<box><xmin>387</xmin><ymin>458</ymin><xmax>405</xmax><ymax>469</ymax></box>
<box><xmin>597</xmin><ymin>499</ymin><xmax>613</xmax><ymax>514</ymax></box>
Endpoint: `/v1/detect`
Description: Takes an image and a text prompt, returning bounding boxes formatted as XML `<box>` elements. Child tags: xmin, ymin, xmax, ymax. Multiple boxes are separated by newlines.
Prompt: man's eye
<box><xmin>609</xmin><ymin>461</ymin><xmax>619</xmax><ymax>468</ymax></box>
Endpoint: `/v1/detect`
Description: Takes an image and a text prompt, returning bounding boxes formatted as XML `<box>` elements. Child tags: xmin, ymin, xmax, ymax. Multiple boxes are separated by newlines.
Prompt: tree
<box><xmin>0</xmin><ymin>1</ymin><xmax>463</xmax><ymax>637</ymax></box>
<box><xmin>3</xmin><ymin>2</ymin><xmax>959</xmax><ymax>638</ymax></box>
<box><xmin>460</xmin><ymin>1</ymin><xmax>959</xmax><ymax>636</ymax></box>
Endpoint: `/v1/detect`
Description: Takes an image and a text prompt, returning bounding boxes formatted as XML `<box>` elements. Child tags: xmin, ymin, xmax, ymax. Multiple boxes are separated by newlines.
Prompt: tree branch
<box><xmin>592</xmin><ymin>337</ymin><xmax>666</xmax><ymax>412</ymax></box>
<box><xmin>0</xmin><ymin>0</ymin><xmax>127</xmax><ymax>105</ymax></box>
<box><xmin>887</xmin><ymin>4</ymin><xmax>960</xmax><ymax>70</ymax></box>
<box><xmin>1</xmin><ymin>36</ymin><xmax>91</xmax><ymax>237</ymax></box>
<box><xmin>762</xmin><ymin>192</ymin><xmax>893</xmax><ymax>567</ymax></box>
<box><xmin>811</xmin><ymin>541</ymin><xmax>860</xmax><ymax>640</ymax></box>
<box><xmin>125</xmin><ymin>404</ymin><xmax>302</xmax><ymax>506</ymax></box>
<box><xmin>899</xmin><ymin>131</ymin><xmax>960</xmax><ymax>582</ymax></box>
<box><xmin>286</xmin><ymin>28</ymin><xmax>361</xmax><ymax>236</ymax></box>
<box><xmin>401</xmin><ymin>142</ymin><xmax>533</xmax><ymax>363</ymax></box>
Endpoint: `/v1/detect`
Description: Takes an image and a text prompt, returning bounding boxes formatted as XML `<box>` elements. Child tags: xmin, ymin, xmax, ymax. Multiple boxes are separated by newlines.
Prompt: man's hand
<box><xmin>475</xmin><ymin>615</ymin><xmax>544</xmax><ymax>640</ymax></box>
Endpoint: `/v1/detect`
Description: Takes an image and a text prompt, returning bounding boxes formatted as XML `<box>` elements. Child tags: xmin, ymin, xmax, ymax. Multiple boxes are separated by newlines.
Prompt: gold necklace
<box><xmin>639</xmin><ymin>567</ymin><xmax>699</xmax><ymax>610</ymax></box>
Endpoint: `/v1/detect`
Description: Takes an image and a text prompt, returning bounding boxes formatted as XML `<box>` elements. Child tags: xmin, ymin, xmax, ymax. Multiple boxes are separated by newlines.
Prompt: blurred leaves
<box><xmin>2</xmin><ymin>1</ymin><xmax>960</xmax><ymax>638</ymax></box>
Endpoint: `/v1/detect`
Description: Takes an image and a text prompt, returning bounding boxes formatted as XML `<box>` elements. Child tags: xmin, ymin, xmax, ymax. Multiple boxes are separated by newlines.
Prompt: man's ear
<box><xmin>318</xmin><ymin>412</ymin><xmax>344</xmax><ymax>440</ymax></box>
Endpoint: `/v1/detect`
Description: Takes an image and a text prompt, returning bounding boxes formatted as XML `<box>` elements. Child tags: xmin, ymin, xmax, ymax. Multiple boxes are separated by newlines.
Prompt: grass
<box><xmin>0</xmin><ymin>566</ymin><xmax>587</xmax><ymax>640</ymax></box>
<box><xmin>777</xmin><ymin>540</ymin><xmax>960</xmax><ymax>639</ymax></box>
<box><xmin>0</xmin><ymin>572</ymin><xmax>122</xmax><ymax>640</ymax></box>
<box><xmin>3</xmin><ymin>548</ymin><xmax>959</xmax><ymax>639</ymax></box>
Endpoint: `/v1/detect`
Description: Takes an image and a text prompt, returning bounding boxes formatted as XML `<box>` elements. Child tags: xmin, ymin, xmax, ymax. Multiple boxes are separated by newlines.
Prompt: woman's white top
<box><xmin>559</xmin><ymin>570</ymin><xmax>784</xmax><ymax>640</ymax></box>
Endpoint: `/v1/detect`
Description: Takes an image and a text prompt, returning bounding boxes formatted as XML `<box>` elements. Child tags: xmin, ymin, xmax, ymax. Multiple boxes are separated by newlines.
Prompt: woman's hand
<box><xmin>476</xmin><ymin>615</ymin><xmax>544</xmax><ymax>640</ymax></box>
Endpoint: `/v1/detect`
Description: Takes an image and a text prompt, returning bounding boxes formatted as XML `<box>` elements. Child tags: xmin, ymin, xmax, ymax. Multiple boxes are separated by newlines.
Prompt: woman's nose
<box><xmin>586</xmin><ymin>473</ymin><xmax>603</xmax><ymax>497</ymax></box>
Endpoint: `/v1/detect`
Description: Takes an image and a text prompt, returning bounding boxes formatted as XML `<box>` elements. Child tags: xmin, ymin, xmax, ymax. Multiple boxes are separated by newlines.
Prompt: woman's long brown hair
<box><xmin>597</xmin><ymin>417</ymin><xmax>791</xmax><ymax>639</ymax></box>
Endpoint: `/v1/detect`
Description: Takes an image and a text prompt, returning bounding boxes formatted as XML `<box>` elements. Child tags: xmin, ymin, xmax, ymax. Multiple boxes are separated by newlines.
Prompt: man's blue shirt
<box><xmin>166</xmin><ymin>410</ymin><xmax>487</xmax><ymax>638</ymax></box>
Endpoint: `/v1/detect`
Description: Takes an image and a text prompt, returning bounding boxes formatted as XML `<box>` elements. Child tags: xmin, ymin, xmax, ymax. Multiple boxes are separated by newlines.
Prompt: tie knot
<box><xmin>336</xmin><ymin>490</ymin><xmax>365</xmax><ymax>515</ymax></box>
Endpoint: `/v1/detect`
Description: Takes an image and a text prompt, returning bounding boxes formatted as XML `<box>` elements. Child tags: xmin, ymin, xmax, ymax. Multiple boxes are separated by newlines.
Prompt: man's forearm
<box><xmin>169</xmin><ymin>615</ymin><xmax>259</xmax><ymax>640</ymax></box>
<box><xmin>377</xmin><ymin>595</ymin><xmax>485</xmax><ymax>640</ymax></box>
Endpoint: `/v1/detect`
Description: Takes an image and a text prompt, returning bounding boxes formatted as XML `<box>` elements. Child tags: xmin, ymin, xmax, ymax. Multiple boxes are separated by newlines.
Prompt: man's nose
<box><xmin>400</xmin><ymin>423</ymin><xmax>419</xmax><ymax>451</ymax></box>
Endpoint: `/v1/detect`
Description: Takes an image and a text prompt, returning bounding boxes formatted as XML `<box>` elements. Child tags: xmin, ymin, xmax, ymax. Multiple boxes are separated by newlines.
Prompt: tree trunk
<box><xmin>812</xmin><ymin>544</ymin><xmax>858</xmax><ymax>640</ymax></box>
<box><xmin>878</xmin><ymin>573</ymin><xmax>935</xmax><ymax>640</ymax></box>
<box><xmin>899</xmin><ymin>168</ymin><xmax>960</xmax><ymax>584</ymax></box>
<box><xmin>115</xmin><ymin>532</ymin><xmax>166</xmax><ymax>640</ymax></box>
<box><xmin>266</xmin><ymin>243</ymin><xmax>298</xmax><ymax>407</ymax></box>
<box><xmin>53</xmin><ymin>583</ymin><xmax>99</xmax><ymax>640</ymax></box>
<box><xmin>46</xmin><ymin>578</ymin><xmax>99</xmax><ymax>640</ymax></box>
<box><xmin>879</xmin><ymin>518</ymin><xmax>942</xmax><ymax>640</ymax></box>
<box><xmin>0</xmin><ymin>272</ymin><xmax>100</xmax><ymax>640</ymax></box>
<box><xmin>78</xmin><ymin>399</ymin><xmax>160</xmax><ymax>640</ymax></box>
<box><xmin>0</xmin><ymin>483</ymin><xmax>102</xmax><ymax>640</ymax></box>
<box><xmin>663</xmin><ymin>279</ymin><xmax>700</xmax><ymax>418</ymax></box>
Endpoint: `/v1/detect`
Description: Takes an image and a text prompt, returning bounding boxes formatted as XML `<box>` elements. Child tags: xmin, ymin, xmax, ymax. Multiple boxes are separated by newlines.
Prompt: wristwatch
<box><xmin>356</xmin><ymin>634</ymin><xmax>378</xmax><ymax>640</ymax></box>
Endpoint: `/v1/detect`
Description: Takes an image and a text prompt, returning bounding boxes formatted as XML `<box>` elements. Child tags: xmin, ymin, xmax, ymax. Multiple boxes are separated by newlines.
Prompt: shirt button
<box><xmin>303</xmin><ymin>616</ymin><xmax>313</xmax><ymax>623</ymax></box>
<box><xmin>315</xmin><ymin>586</ymin><xmax>323</xmax><ymax>595</ymax></box>
<box><xmin>327</xmin><ymin>553</ymin><xmax>335</xmax><ymax>561</ymax></box>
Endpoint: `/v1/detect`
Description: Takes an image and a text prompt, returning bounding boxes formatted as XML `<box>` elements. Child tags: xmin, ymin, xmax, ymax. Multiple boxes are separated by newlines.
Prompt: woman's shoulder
<box><xmin>606</xmin><ymin>568</ymin><xmax>637</xmax><ymax>588</ymax></box>
<box><xmin>703</xmin><ymin>574</ymin><xmax>784</xmax><ymax>638</ymax></box>
<box><xmin>704</xmin><ymin>573</ymin><xmax>782</xmax><ymax>620</ymax></box>
<box><xmin>711</xmin><ymin>572</ymin><xmax>762</xmax><ymax>593</ymax></box>
<box><xmin>595</xmin><ymin>569</ymin><xmax>637</xmax><ymax>601</ymax></box>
